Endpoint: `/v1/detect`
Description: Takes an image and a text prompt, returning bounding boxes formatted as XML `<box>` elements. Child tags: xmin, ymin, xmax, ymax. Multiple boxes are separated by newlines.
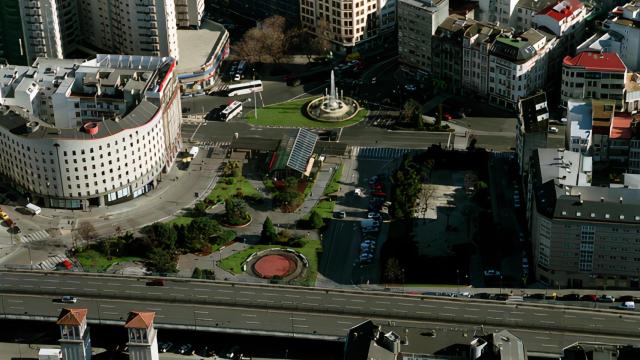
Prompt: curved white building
<box><xmin>0</xmin><ymin>55</ymin><xmax>182</xmax><ymax>209</ymax></box>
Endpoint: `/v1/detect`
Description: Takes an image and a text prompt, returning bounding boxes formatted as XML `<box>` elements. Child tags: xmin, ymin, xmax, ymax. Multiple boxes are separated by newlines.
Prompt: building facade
<box><xmin>478</xmin><ymin>0</ymin><xmax>518</xmax><ymax>25</ymax></box>
<box><xmin>516</xmin><ymin>92</ymin><xmax>549</xmax><ymax>177</ymax></box>
<box><xmin>80</xmin><ymin>0</ymin><xmax>180</xmax><ymax>61</ymax></box>
<box><xmin>301</xmin><ymin>0</ymin><xmax>384</xmax><ymax>50</ymax></box>
<box><xmin>560</xmin><ymin>51</ymin><xmax>627</xmax><ymax>106</ymax></box>
<box><xmin>432</xmin><ymin>15</ymin><xmax>475</xmax><ymax>94</ymax></box>
<box><xmin>57</xmin><ymin>308</ymin><xmax>91</xmax><ymax>360</ymax></box>
<box><xmin>125</xmin><ymin>312</ymin><xmax>160</xmax><ymax>360</ymax></box>
<box><xmin>18</xmin><ymin>0</ymin><xmax>64</xmax><ymax>63</ymax></box>
<box><xmin>0</xmin><ymin>54</ymin><xmax>182</xmax><ymax>209</ymax></box>
<box><xmin>488</xmin><ymin>29</ymin><xmax>557</xmax><ymax>110</ymax></box>
<box><xmin>462</xmin><ymin>21</ymin><xmax>508</xmax><ymax>98</ymax></box>
<box><xmin>566</xmin><ymin>99</ymin><xmax>593</xmax><ymax>153</ymax></box>
<box><xmin>397</xmin><ymin>0</ymin><xmax>449</xmax><ymax>77</ymax></box>
<box><xmin>175</xmin><ymin>0</ymin><xmax>204</xmax><ymax>28</ymax></box>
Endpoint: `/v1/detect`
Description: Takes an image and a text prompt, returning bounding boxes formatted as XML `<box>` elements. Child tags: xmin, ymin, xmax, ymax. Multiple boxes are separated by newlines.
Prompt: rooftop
<box><xmin>567</xmin><ymin>99</ymin><xmax>592</xmax><ymax>139</ymax></box>
<box><xmin>563</xmin><ymin>51</ymin><xmax>627</xmax><ymax>72</ymax></box>
<box><xmin>517</xmin><ymin>0</ymin><xmax>556</xmax><ymax>11</ymax></box>
<box><xmin>176</xmin><ymin>20</ymin><xmax>228</xmax><ymax>74</ymax></box>
<box><xmin>610</xmin><ymin>113</ymin><xmax>633</xmax><ymax>139</ymax></box>
<box><xmin>399</xmin><ymin>0</ymin><xmax>448</xmax><ymax>10</ymax></box>
<box><xmin>540</xmin><ymin>0</ymin><xmax>583</xmax><ymax>22</ymax></box>
<box><xmin>125</xmin><ymin>311</ymin><xmax>155</xmax><ymax>329</ymax></box>
<box><xmin>518</xmin><ymin>92</ymin><xmax>549</xmax><ymax>133</ymax></box>
<box><xmin>56</xmin><ymin>308</ymin><xmax>87</xmax><ymax>326</ymax></box>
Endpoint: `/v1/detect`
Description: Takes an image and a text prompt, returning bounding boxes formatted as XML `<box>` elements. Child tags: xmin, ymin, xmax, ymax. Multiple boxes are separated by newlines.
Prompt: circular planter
<box><xmin>222</xmin><ymin>214</ymin><xmax>252</xmax><ymax>228</ymax></box>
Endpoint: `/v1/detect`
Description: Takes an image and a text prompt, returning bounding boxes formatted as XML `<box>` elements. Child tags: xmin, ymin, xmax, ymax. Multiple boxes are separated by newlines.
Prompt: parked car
<box><xmin>580</xmin><ymin>294</ymin><xmax>598</xmax><ymax>302</ymax></box>
<box><xmin>525</xmin><ymin>293</ymin><xmax>545</xmax><ymax>300</ymax></box>
<box><xmin>61</xmin><ymin>296</ymin><xmax>77</xmax><ymax>304</ymax></box>
<box><xmin>472</xmin><ymin>292</ymin><xmax>491</xmax><ymax>299</ymax></box>
<box><xmin>598</xmin><ymin>295</ymin><xmax>615</xmax><ymax>303</ymax></box>
<box><xmin>617</xmin><ymin>301</ymin><xmax>636</xmax><ymax>310</ymax></box>
<box><xmin>178</xmin><ymin>344</ymin><xmax>193</xmax><ymax>355</ymax></box>
<box><xmin>560</xmin><ymin>293</ymin><xmax>580</xmax><ymax>301</ymax></box>
<box><xmin>159</xmin><ymin>342</ymin><xmax>173</xmax><ymax>353</ymax></box>
<box><xmin>493</xmin><ymin>294</ymin><xmax>509</xmax><ymax>301</ymax></box>
<box><xmin>334</xmin><ymin>211</ymin><xmax>346</xmax><ymax>219</ymax></box>
<box><xmin>483</xmin><ymin>270</ymin><xmax>501</xmax><ymax>277</ymax></box>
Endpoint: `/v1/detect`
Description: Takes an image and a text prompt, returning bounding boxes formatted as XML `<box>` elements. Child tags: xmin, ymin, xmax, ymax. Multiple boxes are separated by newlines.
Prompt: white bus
<box><xmin>226</xmin><ymin>80</ymin><xmax>263</xmax><ymax>96</ymax></box>
<box><xmin>220</xmin><ymin>101</ymin><xmax>243</xmax><ymax>122</ymax></box>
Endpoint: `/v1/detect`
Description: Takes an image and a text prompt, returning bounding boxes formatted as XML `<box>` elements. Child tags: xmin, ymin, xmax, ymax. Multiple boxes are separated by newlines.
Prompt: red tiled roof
<box><xmin>542</xmin><ymin>0</ymin><xmax>583</xmax><ymax>21</ymax></box>
<box><xmin>56</xmin><ymin>308</ymin><xmax>87</xmax><ymax>326</ymax></box>
<box><xmin>563</xmin><ymin>51</ymin><xmax>627</xmax><ymax>72</ymax></box>
<box><xmin>125</xmin><ymin>311</ymin><xmax>155</xmax><ymax>329</ymax></box>
<box><xmin>610</xmin><ymin>113</ymin><xmax>633</xmax><ymax>139</ymax></box>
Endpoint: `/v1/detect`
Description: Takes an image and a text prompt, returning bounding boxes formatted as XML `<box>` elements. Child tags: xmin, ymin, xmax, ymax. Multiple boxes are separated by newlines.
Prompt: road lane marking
<box><xmin>351</xmin><ymin>299</ymin><xmax>365</xmax><ymax>303</ymax></box>
<box><xmin>242</xmin><ymin>314</ymin><xmax>256</xmax><ymax>317</ymax></box>
<box><xmin>246</xmin><ymin>321</ymin><xmax>261</xmax><ymax>324</ymax></box>
<box><xmin>536</xmin><ymin>336</ymin><xmax>551</xmax><ymax>340</ymax></box>
<box><xmin>488</xmin><ymin>317</ymin><xmax>502</xmax><ymax>320</ymax></box>
<box><xmin>466</xmin><ymin>308</ymin><xmax>480</xmax><ymax>311</ymax></box>
<box><xmin>488</xmin><ymin>310</ymin><xmax>502</xmax><ymax>313</ymax></box>
<box><xmin>463</xmin><ymin>315</ymin><xmax>478</xmax><ymax>318</ymax></box>
<box><xmin>394</xmin><ymin>309</ymin><xmax>407</xmax><ymax>313</ymax></box>
<box><xmin>337</xmin><ymin>321</ymin><xmax>352</xmax><ymax>324</ymax></box>
<box><xmin>332</xmin><ymin>298</ymin><xmax>346</xmax><ymax>301</ymax></box>
<box><xmin>564</xmin><ymin>315</ymin><xmax>576</xmax><ymax>318</ymax></box>
<box><xmin>194</xmin><ymin>288</ymin><xmax>208</xmax><ymax>291</ymax></box>
<box><xmin>510</xmin><ymin>318</ymin><xmax>523</xmax><ymax>322</ymax></box>
<box><xmin>7</xmin><ymin>300</ymin><xmax>23</xmax><ymax>303</ymax></box>
<box><xmin>240</xmin><ymin>291</ymin><xmax>255</xmax><ymax>295</ymax></box>
<box><xmin>593</xmin><ymin>317</ymin><xmax>605</xmax><ymax>321</ymax></box>
<box><xmin>196</xmin><ymin>318</ymin><xmax>213</xmax><ymax>321</ymax></box>
<box><xmin>376</xmin><ymin>301</ymin><xmax>390</xmax><ymax>304</ymax></box>
<box><xmin>174</xmin><ymin>287</ymin><xmax>188</xmax><ymax>290</ymax></box>
<box><xmin>194</xmin><ymin>311</ymin><xmax>208</xmax><ymax>314</ymax></box>
<box><xmin>88</xmin><ymin>281</ymin><xmax>101</xmax><ymax>285</ymax></box>
<box><xmin>290</xmin><ymin>317</ymin><xmax>306</xmax><ymax>321</ymax></box>
<box><xmin>419</xmin><ymin>304</ymin><xmax>434</xmax><ymax>308</ymax></box>
<box><xmin>443</xmin><ymin>306</ymin><xmax>458</xmax><ymax>310</ymax></box>
<box><xmin>441</xmin><ymin>313</ymin><xmax>454</xmax><ymax>317</ymax></box>
<box><xmin>371</xmin><ymin>308</ymin><xmax>385</xmax><ymax>311</ymax></box>
<box><xmin>540</xmin><ymin>320</ymin><xmax>555</xmax><ymax>324</ymax></box>
<box><xmin>130</xmin><ymin>284</ymin><xmax>145</xmax><ymax>287</ymax></box>
<box><xmin>85</xmin><ymin>288</ymin><xmax>97</xmax><ymax>291</ymax></box>
<box><xmin>293</xmin><ymin>324</ymin><xmax>309</xmax><ymax>328</ymax></box>
<box><xmin>541</xmin><ymin>344</ymin><xmax>556</xmax><ymax>347</ymax></box>
<box><xmin>302</xmin><ymin>303</ymin><xmax>318</xmax><ymax>306</ymax></box>
<box><xmin>533</xmin><ymin>313</ymin><xmax>548</xmax><ymax>316</ymax></box>
<box><xmin>9</xmin><ymin>306</ymin><xmax>23</xmax><ymax>310</ymax></box>
<box><xmin>510</xmin><ymin>311</ymin><xmax>524</xmax><ymax>315</ymax></box>
<box><xmin>103</xmin><ymin>311</ymin><xmax>119</xmax><ymax>315</ymax></box>
<box><xmin>147</xmin><ymin>308</ymin><xmax>162</xmax><ymax>311</ymax></box>
<box><xmin>196</xmin><ymin>295</ymin><xmax>207</xmax><ymax>298</ymax></box>
<box><xmin>306</xmin><ymin>296</ymin><xmax>321</xmax><ymax>299</ymax></box>
<box><xmin>285</xmin><ymin>294</ymin><xmax>300</xmax><ymax>298</ymax></box>
<box><xmin>399</xmin><ymin>303</ymin><xmax>413</xmax><ymax>306</ymax></box>
<box><xmin>218</xmin><ymin>290</ymin><xmax>233</xmax><ymax>293</ymax></box>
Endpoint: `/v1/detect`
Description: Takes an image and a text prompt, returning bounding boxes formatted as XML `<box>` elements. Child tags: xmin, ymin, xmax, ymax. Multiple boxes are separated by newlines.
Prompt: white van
<box><xmin>25</xmin><ymin>203</ymin><xmax>41</xmax><ymax>215</ymax></box>
<box><xmin>617</xmin><ymin>301</ymin><xmax>635</xmax><ymax>310</ymax></box>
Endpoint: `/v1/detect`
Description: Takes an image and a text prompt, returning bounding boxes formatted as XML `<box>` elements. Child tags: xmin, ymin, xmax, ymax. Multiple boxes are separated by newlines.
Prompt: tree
<box><xmin>225</xmin><ymin>198</ymin><xmax>249</xmax><ymax>225</ymax></box>
<box><xmin>143</xmin><ymin>222</ymin><xmax>177</xmax><ymax>251</ymax></box>
<box><xmin>193</xmin><ymin>201</ymin><xmax>208</xmax><ymax>217</ymax></box>
<box><xmin>391</xmin><ymin>156</ymin><xmax>422</xmax><ymax>219</ymax></box>
<box><xmin>308</xmin><ymin>210</ymin><xmax>324</xmax><ymax>229</ymax></box>
<box><xmin>147</xmin><ymin>248</ymin><xmax>176</xmax><ymax>274</ymax></box>
<box><xmin>383</xmin><ymin>258</ymin><xmax>404</xmax><ymax>283</ymax></box>
<box><xmin>77</xmin><ymin>221</ymin><xmax>97</xmax><ymax>245</ymax></box>
<box><xmin>261</xmin><ymin>217</ymin><xmax>277</xmax><ymax>244</ymax></box>
<box><xmin>233</xmin><ymin>15</ymin><xmax>289</xmax><ymax>64</ymax></box>
<box><xmin>401</xmin><ymin>99</ymin><xmax>423</xmax><ymax>129</ymax></box>
<box><xmin>185</xmin><ymin>217</ymin><xmax>222</xmax><ymax>251</ymax></box>
<box><xmin>417</xmin><ymin>185</ymin><xmax>436</xmax><ymax>219</ymax></box>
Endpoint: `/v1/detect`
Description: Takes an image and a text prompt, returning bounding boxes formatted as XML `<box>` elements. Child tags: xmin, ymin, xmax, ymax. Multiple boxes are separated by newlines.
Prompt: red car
<box><xmin>580</xmin><ymin>294</ymin><xmax>597</xmax><ymax>302</ymax></box>
<box><xmin>443</xmin><ymin>113</ymin><xmax>453</xmax><ymax>121</ymax></box>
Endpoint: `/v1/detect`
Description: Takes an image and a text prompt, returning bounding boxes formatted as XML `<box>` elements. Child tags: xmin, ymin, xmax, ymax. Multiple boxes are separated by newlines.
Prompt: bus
<box><xmin>220</xmin><ymin>101</ymin><xmax>243</xmax><ymax>122</ymax></box>
<box><xmin>226</xmin><ymin>80</ymin><xmax>263</xmax><ymax>96</ymax></box>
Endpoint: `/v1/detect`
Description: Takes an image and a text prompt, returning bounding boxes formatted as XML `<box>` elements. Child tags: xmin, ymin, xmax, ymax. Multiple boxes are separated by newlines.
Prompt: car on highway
<box><xmin>580</xmin><ymin>294</ymin><xmax>598</xmax><ymax>302</ymax></box>
<box><xmin>178</xmin><ymin>344</ymin><xmax>193</xmax><ymax>355</ymax></box>
<box><xmin>367</xmin><ymin>212</ymin><xmax>381</xmax><ymax>219</ymax></box>
<box><xmin>146</xmin><ymin>279</ymin><xmax>165</xmax><ymax>286</ymax></box>
<box><xmin>159</xmin><ymin>342</ymin><xmax>173</xmax><ymax>353</ymax></box>
<box><xmin>61</xmin><ymin>296</ymin><xmax>78</xmax><ymax>304</ymax></box>
<box><xmin>548</xmin><ymin>126</ymin><xmax>559</xmax><ymax>133</ymax></box>
<box><xmin>472</xmin><ymin>292</ymin><xmax>491</xmax><ymax>299</ymax></box>
<box><xmin>617</xmin><ymin>301</ymin><xmax>636</xmax><ymax>310</ymax></box>
<box><xmin>333</xmin><ymin>211</ymin><xmax>346</xmax><ymax>219</ymax></box>
<box><xmin>483</xmin><ymin>270</ymin><xmax>501</xmax><ymax>277</ymax></box>
<box><xmin>525</xmin><ymin>293</ymin><xmax>545</xmax><ymax>300</ymax></box>
<box><xmin>598</xmin><ymin>295</ymin><xmax>615</xmax><ymax>303</ymax></box>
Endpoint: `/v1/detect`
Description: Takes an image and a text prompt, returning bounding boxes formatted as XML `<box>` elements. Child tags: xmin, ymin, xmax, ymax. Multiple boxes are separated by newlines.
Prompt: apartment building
<box><xmin>516</xmin><ymin>92</ymin><xmax>549</xmax><ymax>177</ymax></box>
<box><xmin>560</xmin><ymin>51</ymin><xmax>627</xmax><ymax>106</ymax></box>
<box><xmin>487</xmin><ymin>29</ymin><xmax>557</xmax><ymax>110</ymax></box>
<box><xmin>626</xmin><ymin>73</ymin><xmax>640</xmax><ymax>113</ymax></box>
<box><xmin>80</xmin><ymin>0</ymin><xmax>180</xmax><ymax>61</ymax></box>
<box><xmin>462</xmin><ymin>22</ymin><xmax>509</xmax><ymax>98</ymax></box>
<box><xmin>512</xmin><ymin>0</ymin><xmax>557</xmax><ymax>31</ymax></box>
<box><xmin>591</xmin><ymin>99</ymin><xmax>617</xmax><ymax>162</ymax></box>
<box><xmin>580</xmin><ymin>2</ymin><xmax>640</xmax><ymax>71</ymax></box>
<box><xmin>175</xmin><ymin>0</ymin><xmax>204</xmax><ymax>28</ymax></box>
<box><xmin>397</xmin><ymin>0</ymin><xmax>449</xmax><ymax>77</ymax></box>
<box><xmin>534</xmin><ymin>0</ymin><xmax>589</xmax><ymax>59</ymax></box>
<box><xmin>300</xmin><ymin>0</ymin><xmax>385</xmax><ymax>50</ymax></box>
<box><xmin>230</xmin><ymin>0</ymin><xmax>300</xmax><ymax>26</ymax></box>
<box><xmin>630</xmin><ymin>133</ymin><xmax>640</xmax><ymax>174</ymax></box>
<box><xmin>478</xmin><ymin>0</ymin><xmax>518</xmax><ymax>25</ymax></box>
<box><xmin>18</xmin><ymin>0</ymin><xmax>64</xmax><ymax>63</ymax></box>
<box><xmin>528</xmin><ymin>148</ymin><xmax>640</xmax><ymax>289</ymax></box>
<box><xmin>0</xmin><ymin>0</ymin><xmax>27</xmax><ymax>64</ymax></box>
<box><xmin>566</xmin><ymin>99</ymin><xmax>593</xmax><ymax>154</ymax></box>
<box><xmin>609</xmin><ymin>112</ymin><xmax>634</xmax><ymax>166</ymax></box>
<box><xmin>0</xmin><ymin>54</ymin><xmax>182</xmax><ymax>209</ymax></box>
<box><xmin>432</xmin><ymin>15</ymin><xmax>475</xmax><ymax>93</ymax></box>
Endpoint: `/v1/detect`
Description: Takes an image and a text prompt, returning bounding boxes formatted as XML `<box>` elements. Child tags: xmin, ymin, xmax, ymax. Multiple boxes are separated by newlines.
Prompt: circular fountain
<box><xmin>306</xmin><ymin>70</ymin><xmax>360</xmax><ymax>122</ymax></box>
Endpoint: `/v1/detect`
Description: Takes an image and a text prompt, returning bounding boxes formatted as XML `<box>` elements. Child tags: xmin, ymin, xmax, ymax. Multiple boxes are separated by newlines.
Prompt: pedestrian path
<box><xmin>350</xmin><ymin>146</ymin><xmax>419</xmax><ymax>160</ymax></box>
<box><xmin>19</xmin><ymin>230</ymin><xmax>49</xmax><ymax>244</ymax></box>
<box><xmin>35</xmin><ymin>255</ymin><xmax>67</xmax><ymax>271</ymax></box>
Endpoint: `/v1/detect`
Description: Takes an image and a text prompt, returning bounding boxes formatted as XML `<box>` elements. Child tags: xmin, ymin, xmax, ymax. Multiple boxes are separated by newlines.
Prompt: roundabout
<box><xmin>305</xmin><ymin>70</ymin><xmax>360</xmax><ymax>122</ymax></box>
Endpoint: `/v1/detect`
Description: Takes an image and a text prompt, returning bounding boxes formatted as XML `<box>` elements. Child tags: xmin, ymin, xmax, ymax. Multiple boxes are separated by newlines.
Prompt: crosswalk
<box><xmin>195</xmin><ymin>141</ymin><xmax>231</xmax><ymax>150</ymax></box>
<box><xmin>35</xmin><ymin>255</ymin><xmax>68</xmax><ymax>271</ymax></box>
<box><xmin>19</xmin><ymin>230</ymin><xmax>50</xmax><ymax>244</ymax></box>
<box><xmin>351</xmin><ymin>146</ymin><xmax>420</xmax><ymax>160</ymax></box>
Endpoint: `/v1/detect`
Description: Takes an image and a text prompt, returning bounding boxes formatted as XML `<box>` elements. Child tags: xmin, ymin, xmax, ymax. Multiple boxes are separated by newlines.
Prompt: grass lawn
<box><xmin>218</xmin><ymin>239</ymin><xmax>322</xmax><ymax>286</ymax></box>
<box><xmin>247</xmin><ymin>98</ymin><xmax>367</xmax><ymax>129</ymax></box>
<box><xmin>303</xmin><ymin>200</ymin><xmax>335</xmax><ymax>220</ymax></box>
<box><xmin>208</xmin><ymin>176</ymin><xmax>261</xmax><ymax>203</ymax></box>
<box><xmin>323</xmin><ymin>164</ymin><xmax>343</xmax><ymax>195</ymax></box>
<box><xmin>167</xmin><ymin>216</ymin><xmax>194</xmax><ymax>226</ymax></box>
<box><xmin>76</xmin><ymin>249</ymin><xmax>140</xmax><ymax>272</ymax></box>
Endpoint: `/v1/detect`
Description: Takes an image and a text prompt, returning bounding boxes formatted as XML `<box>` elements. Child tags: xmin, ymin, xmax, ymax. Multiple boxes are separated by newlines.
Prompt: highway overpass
<box><xmin>1</xmin><ymin>270</ymin><xmax>639</xmax><ymax>355</ymax></box>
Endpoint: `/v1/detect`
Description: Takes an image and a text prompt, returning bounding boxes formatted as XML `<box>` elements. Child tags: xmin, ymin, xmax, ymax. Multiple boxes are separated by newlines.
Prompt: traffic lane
<box><xmin>183</xmin><ymin>122</ymin><xmax>298</xmax><ymax>143</ymax></box>
<box><xmin>2</xmin><ymin>272</ymin><xmax>640</xmax><ymax>337</ymax></box>
<box><xmin>340</xmin><ymin>126</ymin><xmax>450</xmax><ymax>147</ymax></box>
<box><xmin>3</xmin><ymin>294</ymin><xmax>638</xmax><ymax>356</ymax></box>
<box><xmin>319</xmin><ymin>220</ymin><xmax>360</xmax><ymax>284</ymax></box>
